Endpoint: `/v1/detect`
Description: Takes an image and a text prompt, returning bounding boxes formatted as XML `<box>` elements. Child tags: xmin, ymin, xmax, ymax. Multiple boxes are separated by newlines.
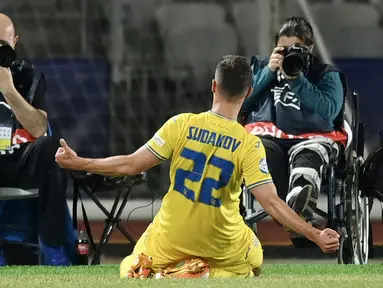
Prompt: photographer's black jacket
<box><xmin>0</xmin><ymin>63</ymin><xmax>46</xmax><ymax>146</ymax></box>
<box><xmin>240</xmin><ymin>56</ymin><xmax>348</xmax><ymax>144</ymax></box>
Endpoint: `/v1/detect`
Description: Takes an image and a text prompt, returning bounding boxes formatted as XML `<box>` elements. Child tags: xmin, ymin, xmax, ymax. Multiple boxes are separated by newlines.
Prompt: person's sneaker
<box><xmin>0</xmin><ymin>249</ymin><xmax>6</xmax><ymax>266</ymax></box>
<box><xmin>287</xmin><ymin>184</ymin><xmax>318</xmax><ymax>220</ymax></box>
<box><xmin>40</xmin><ymin>240</ymin><xmax>71</xmax><ymax>266</ymax></box>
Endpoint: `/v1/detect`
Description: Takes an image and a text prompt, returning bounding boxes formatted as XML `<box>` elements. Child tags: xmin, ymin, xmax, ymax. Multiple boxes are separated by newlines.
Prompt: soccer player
<box><xmin>55</xmin><ymin>55</ymin><xmax>340</xmax><ymax>278</ymax></box>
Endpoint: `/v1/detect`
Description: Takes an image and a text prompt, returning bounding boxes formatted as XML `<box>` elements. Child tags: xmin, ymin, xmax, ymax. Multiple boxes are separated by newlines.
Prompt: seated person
<box><xmin>240</xmin><ymin>17</ymin><xmax>348</xmax><ymax>227</ymax></box>
<box><xmin>56</xmin><ymin>55</ymin><xmax>340</xmax><ymax>279</ymax></box>
<box><xmin>0</xmin><ymin>14</ymin><xmax>70</xmax><ymax>265</ymax></box>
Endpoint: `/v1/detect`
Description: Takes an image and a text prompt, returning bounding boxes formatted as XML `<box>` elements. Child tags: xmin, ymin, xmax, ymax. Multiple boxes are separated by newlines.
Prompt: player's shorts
<box><xmin>120</xmin><ymin>223</ymin><xmax>263</xmax><ymax>278</ymax></box>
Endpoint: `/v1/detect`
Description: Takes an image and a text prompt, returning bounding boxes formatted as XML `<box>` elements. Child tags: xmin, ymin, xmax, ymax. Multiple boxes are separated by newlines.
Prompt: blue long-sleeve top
<box><xmin>242</xmin><ymin>64</ymin><xmax>344</xmax><ymax>126</ymax></box>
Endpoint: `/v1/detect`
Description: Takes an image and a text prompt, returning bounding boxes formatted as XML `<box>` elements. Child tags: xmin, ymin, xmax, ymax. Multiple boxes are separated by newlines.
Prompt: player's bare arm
<box><xmin>0</xmin><ymin>67</ymin><xmax>47</xmax><ymax>138</ymax></box>
<box><xmin>250</xmin><ymin>182</ymin><xmax>340</xmax><ymax>253</ymax></box>
<box><xmin>55</xmin><ymin>139</ymin><xmax>161</xmax><ymax>176</ymax></box>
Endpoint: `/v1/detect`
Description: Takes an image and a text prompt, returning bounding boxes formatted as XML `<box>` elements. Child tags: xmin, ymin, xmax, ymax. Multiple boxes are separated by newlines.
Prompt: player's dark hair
<box><xmin>275</xmin><ymin>17</ymin><xmax>314</xmax><ymax>46</ymax></box>
<box><xmin>215</xmin><ymin>55</ymin><xmax>252</xmax><ymax>100</ymax></box>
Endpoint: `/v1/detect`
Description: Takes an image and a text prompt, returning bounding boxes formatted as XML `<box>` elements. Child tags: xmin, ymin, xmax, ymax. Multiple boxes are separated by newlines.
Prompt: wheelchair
<box><xmin>242</xmin><ymin>91</ymin><xmax>371</xmax><ymax>264</ymax></box>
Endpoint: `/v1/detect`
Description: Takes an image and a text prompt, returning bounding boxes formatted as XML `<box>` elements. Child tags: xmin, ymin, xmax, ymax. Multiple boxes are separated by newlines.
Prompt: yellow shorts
<box><xmin>120</xmin><ymin>224</ymin><xmax>263</xmax><ymax>278</ymax></box>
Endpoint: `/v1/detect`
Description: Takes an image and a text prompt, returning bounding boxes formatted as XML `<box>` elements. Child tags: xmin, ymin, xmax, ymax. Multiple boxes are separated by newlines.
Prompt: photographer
<box><xmin>0</xmin><ymin>14</ymin><xmax>69</xmax><ymax>265</ymax></box>
<box><xmin>240</xmin><ymin>17</ymin><xmax>347</xmax><ymax>231</ymax></box>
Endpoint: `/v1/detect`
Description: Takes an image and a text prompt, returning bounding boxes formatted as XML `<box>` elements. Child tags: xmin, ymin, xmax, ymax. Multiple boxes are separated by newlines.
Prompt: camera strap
<box><xmin>26</xmin><ymin>71</ymin><xmax>41</xmax><ymax>104</ymax></box>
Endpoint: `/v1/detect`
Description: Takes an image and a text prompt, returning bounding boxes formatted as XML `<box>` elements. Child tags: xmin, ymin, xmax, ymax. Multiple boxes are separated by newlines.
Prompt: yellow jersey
<box><xmin>145</xmin><ymin>111</ymin><xmax>273</xmax><ymax>258</ymax></box>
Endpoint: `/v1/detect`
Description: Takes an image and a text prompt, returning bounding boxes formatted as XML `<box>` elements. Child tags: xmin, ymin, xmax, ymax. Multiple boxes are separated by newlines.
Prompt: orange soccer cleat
<box><xmin>125</xmin><ymin>253</ymin><xmax>154</xmax><ymax>279</ymax></box>
<box><xmin>155</xmin><ymin>258</ymin><xmax>210</xmax><ymax>279</ymax></box>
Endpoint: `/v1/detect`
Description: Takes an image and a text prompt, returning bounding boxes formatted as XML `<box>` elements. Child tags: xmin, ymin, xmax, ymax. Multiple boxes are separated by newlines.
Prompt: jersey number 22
<box><xmin>174</xmin><ymin>147</ymin><xmax>234</xmax><ymax>207</ymax></box>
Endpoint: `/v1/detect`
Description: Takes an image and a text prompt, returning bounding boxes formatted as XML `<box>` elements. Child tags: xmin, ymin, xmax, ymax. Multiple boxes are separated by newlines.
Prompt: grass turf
<box><xmin>0</xmin><ymin>264</ymin><xmax>382</xmax><ymax>288</ymax></box>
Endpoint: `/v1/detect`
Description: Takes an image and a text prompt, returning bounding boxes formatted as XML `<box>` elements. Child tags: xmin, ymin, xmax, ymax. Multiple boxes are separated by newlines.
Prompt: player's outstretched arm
<box><xmin>250</xmin><ymin>183</ymin><xmax>340</xmax><ymax>253</ymax></box>
<box><xmin>55</xmin><ymin>139</ymin><xmax>161</xmax><ymax>176</ymax></box>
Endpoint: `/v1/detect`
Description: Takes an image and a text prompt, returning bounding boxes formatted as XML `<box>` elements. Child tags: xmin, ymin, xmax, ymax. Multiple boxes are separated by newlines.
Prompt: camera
<box><xmin>0</xmin><ymin>41</ymin><xmax>17</xmax><ymax>68</ymax></box>
<box><xmin>0</xmin><ymin>41</ymin><xmax>26</xmax><ymax>73</ymax></box>
<box><xmin>279</xmin><ymin>43</ymin><xmax>310</xmax><ymax>77</ymax></box>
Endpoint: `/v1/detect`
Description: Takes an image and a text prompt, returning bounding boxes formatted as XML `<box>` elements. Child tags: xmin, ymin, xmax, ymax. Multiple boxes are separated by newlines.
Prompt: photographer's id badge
<box><xmin>0</xmin><ymin>125</ymin><xmax>12</xmax><ymax>150</ymax></box>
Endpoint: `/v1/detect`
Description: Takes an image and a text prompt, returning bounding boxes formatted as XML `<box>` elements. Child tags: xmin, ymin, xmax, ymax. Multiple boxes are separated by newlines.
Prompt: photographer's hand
<box><xmin>268</xmin><ymin>47</ymin><xmax>284</xmax><ymax>72</ymax></box>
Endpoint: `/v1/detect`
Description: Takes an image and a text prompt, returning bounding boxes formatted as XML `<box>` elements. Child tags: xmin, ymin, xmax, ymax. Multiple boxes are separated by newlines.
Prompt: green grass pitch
<box><xmin>0</xmin><ymin>264</ymin><xmax>382</xmax><ymax>288</ymax></box>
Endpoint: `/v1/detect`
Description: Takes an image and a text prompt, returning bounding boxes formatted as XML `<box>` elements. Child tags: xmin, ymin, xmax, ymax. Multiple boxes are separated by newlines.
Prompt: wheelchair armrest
<box><xmin>244</xmin><ymin>209</ymin><xmax>268</xmax><ymax>225</ymax></box>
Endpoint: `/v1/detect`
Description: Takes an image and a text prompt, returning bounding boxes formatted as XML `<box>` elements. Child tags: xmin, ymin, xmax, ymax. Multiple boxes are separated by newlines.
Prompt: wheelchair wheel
<box><xmin>343</xmin><ymin>156</ymin><xmax>369</xmax><ymax>264</ymax></box>
<box><xmin>354</xmin><ymin>193</ymin><xmax>370</xmax><ymax>264</ymax></box>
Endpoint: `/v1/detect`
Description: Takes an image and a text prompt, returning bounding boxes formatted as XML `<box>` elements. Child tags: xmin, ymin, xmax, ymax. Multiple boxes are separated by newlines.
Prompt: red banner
<box><xmin>245</xmin><ymin>122</ymin><xmax>348</xmax><ymax>146</ymax></box>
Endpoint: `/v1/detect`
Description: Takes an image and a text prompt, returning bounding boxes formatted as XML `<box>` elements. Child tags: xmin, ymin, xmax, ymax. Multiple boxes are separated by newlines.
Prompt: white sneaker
<box><xmin>287</xmin><ymin>184</ymin><xmax>318</xmax><ymax>220</ymax></box>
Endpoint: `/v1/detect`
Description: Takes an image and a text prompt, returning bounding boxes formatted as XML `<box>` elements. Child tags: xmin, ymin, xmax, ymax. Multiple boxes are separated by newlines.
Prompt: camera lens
<box><xmin>0</xmin><ymin>45</ymin><xmax>16</xmax><ymax>68</ymax></box>
<box><xmin>282</xmin><ymin>52</ymin><xmax>305</xmax><ymax>77</ymax></box>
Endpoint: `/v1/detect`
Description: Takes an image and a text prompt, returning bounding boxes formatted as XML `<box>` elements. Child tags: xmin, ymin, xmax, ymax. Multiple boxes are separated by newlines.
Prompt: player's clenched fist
<box><xmin>316</xmin><ymin>228</ymin><xmax>340</xmax><ymax>253</ymax></box>
<box><xmin>268</xmin><ymin>46</ymin><xmax>285</xmax><ymax>72</ymax></box>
